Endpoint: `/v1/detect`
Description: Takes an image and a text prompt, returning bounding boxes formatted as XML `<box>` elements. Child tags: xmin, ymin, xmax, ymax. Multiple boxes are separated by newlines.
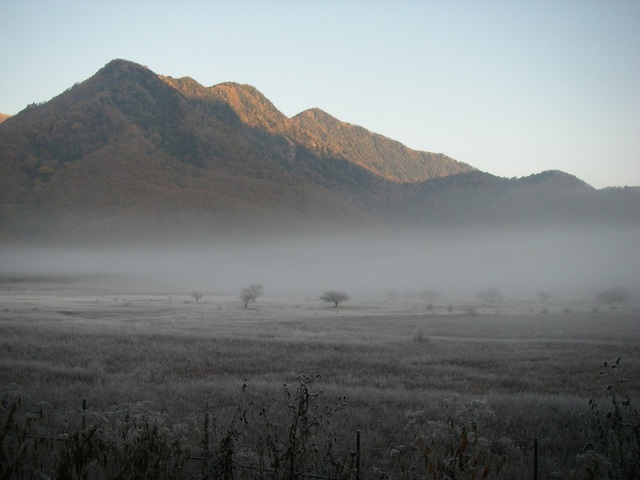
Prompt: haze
<box><xmin>2</xmin><ymin>225</ymin><xmax>638</xmax><ymax>304</ymax></box>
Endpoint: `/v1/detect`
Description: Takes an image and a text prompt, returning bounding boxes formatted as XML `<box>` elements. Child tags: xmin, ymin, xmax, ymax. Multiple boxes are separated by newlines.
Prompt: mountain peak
<box><xmin>161</xmin><ymin>76</ymin><xmax>289</xmax><ymax>131</ymax></box>
<box><xmin>520</xmin><ymin>170</ymin><xmax>593</xmax><ymax>190</ymax></box>
<box><xmin>90</xmin><ymin>59</ymin><xmax>159</xmax><ymax>88</ymax></box>
<box><xmin>294</xmin><ymin>107</ymin><xmax>338</xmax><ymax>121</ymax></box>
<box><xmin>288</xmin><ymin>108</ymin><xmax>473</xmax><ymax>183</ymax></box>
<box><xmin>207</xmin><ymin>82</ymin><xmax>288</xmax><ymax>130</ymax></box>
<box><xmin>99</xmin><ymin>58</ymin><xmax>151</xmax><ymax>75</ymax></box>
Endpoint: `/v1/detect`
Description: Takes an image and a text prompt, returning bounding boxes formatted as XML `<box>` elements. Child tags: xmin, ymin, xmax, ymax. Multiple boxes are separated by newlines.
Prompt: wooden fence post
<box><xmin>356</xmin><ymin>430</ymin><xmax>361</xmax><ymax>480</ymax></box>
<box><xmin>533</xmin><ymin>437</ymin><xmax>538</xmax><ymax>480</ymax></box>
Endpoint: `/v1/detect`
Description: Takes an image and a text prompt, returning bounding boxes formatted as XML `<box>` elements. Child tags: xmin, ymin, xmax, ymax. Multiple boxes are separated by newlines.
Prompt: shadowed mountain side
<box><xmin>0</xmin><ymin>139</ymin><xmax>382</xmax><ymax>242</ymax></box>
<box><xmin>393</xmin><ymin>170</ymin><xmax>640</xmax><ymax>226</ymax></box>
<box><xmin>40</xmin><ymin>186</ymin><xmax>381</xmax><ymax>244</ymax></box>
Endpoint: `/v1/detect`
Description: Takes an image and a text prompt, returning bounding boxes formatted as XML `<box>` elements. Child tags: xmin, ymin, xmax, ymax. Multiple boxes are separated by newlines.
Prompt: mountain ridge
<box><xmin>157</xmin><ymin>66</ymin><xmax>473</xmax><ymax>184</ymax></box>
<box><xmin>0</xmin><ymin>59</ymin><xmax>638</xmax><ymax>242</ymax></box>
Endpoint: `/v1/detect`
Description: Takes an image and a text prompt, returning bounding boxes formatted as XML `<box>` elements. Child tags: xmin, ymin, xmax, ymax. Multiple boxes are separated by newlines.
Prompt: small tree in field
<box><xmin>191</xmin><ymin>292</ymin><xmax>203</xmax><ymax>303</ymax></box>
<box><xmin>537</xmin><ymin>290</ymin><xmax>552</xmax><ymax>304</ymax></box>
<box><xmin>320</xmin><ymin>291</ymin><xmax>349</xmax><ymax>308</ymax></box>
<box><xmin>240</xmin><ymin>284</ymin><xmax>263</xmax><ymax>309</ymax></box>
<box><xmin>597</xmin><ymin>287</ymin><xmax>629</xmax><ymax>306</ymax></box>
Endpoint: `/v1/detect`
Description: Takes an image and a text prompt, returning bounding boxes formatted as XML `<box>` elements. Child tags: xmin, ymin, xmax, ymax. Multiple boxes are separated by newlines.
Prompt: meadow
<box><xmin>1</xmin><ymin>276</ymin><xmax>638</xmax><ymax>479</ymax></box>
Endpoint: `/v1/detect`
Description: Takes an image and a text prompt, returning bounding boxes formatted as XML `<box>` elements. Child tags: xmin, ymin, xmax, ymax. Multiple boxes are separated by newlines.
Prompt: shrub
<box><xmin>393</xmin><ymin>402</ymin><xmax>508</xmax><ymax>480</ymax></box>
<box><xmin>576</xmin><ymin>357</ymin><xmax>640</xmax><ymax>479</ymax></box>
<box><xmin>0</xmin><ymin>388</ymin><xmax>191</xmax><ymax>480</ymax></box>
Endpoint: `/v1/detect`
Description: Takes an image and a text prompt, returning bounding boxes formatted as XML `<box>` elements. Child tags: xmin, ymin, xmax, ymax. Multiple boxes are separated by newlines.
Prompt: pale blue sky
<box><xmin>1</xmin><ymin>1</ymin><xmax>639</xmax><ymax>187</ymax></box>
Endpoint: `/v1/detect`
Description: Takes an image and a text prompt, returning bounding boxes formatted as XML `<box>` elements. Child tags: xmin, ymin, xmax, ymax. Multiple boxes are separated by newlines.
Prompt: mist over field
<box><xmin>2</xmin><ymin>223</ymin><xmax>639</xmax><ymax>478</ymax></box>
<box><xmin>2</xmin><ymin>225</ymin><xmax>638</xmax><ymax>302</ymax></box>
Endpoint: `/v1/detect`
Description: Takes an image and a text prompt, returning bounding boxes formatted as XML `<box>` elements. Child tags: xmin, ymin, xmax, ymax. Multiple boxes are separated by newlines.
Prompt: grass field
<box><xmin>1</xmin><ymin>276</ymin><xmax>638</xmax><ymax>478</ymax></box>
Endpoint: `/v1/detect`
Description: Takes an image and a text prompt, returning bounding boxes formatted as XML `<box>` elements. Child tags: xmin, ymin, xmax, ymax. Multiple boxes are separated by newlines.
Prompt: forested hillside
<box><xmin>0</xmin><ymin>59</ymin><xmax>638</xmax><ymax>242</ymax></box>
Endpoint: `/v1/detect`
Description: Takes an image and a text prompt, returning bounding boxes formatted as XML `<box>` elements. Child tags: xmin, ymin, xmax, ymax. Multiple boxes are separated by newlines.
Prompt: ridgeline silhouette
<box><xmin>1</xmin><ymin>59</ymin><xmax>638</xmax><ymax>242</ymax></box>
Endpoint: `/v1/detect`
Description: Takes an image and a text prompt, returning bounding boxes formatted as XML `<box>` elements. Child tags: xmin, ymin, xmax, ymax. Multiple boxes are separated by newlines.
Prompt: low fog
<box><xmin>1</xmin><ymin>225</ymin><xmax>639</xmax><ymax>303</ymax></box>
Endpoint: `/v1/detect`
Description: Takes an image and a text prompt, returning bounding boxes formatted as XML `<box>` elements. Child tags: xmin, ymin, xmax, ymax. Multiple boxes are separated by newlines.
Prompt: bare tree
<box><xmin>320</xmin><ymin>291</ymin><xmax>350</xmax><ymax>308</ymax></box>
<box><xmin>240</xmin><ymin>283</ymin><xmax>263</xmax><ymax>309</ymax></box>
<box><xmin>191</xmin><ymin>291</ymin><xmax>203</xmax><ymax>303</ymax></box>
<box><xmin>537</xmin><ymin>291</ymin><xmax>552</xmax><ymax>304</ymax></box>
<box><xmin>597</xmin><ymin>287</ymin><xmax>629</xmax><ymax>306</ymax></box>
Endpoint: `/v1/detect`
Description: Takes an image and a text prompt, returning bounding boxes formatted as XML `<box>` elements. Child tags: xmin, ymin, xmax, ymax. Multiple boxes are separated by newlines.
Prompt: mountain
<box><xmin>0</xmin><ymin>59</ymin><xmax>638</xmax><ymax>243</ymax></box>
<box><xmin>0</xmin><ymin>113</ymin><xmax>10</xmax><ymax>124</ymax></box>
<box><xmin>159</xmin><ymin>74</ymin><xmax>472</xmax><ymax>183</ymax></box>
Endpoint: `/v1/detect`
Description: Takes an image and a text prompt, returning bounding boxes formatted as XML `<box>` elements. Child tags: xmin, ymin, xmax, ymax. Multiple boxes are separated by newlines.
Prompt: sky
<box><xmin>1</xmin><ymin>1</ymin><xmax>639</xmax><ymax>188</ymax></box>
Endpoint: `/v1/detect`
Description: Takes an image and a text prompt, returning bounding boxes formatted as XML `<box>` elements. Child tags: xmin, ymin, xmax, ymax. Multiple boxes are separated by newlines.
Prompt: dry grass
<box><xmin>1</xmin><ymin>278</ymin><xmax>638</xmax><ymax>478</ymax></box>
